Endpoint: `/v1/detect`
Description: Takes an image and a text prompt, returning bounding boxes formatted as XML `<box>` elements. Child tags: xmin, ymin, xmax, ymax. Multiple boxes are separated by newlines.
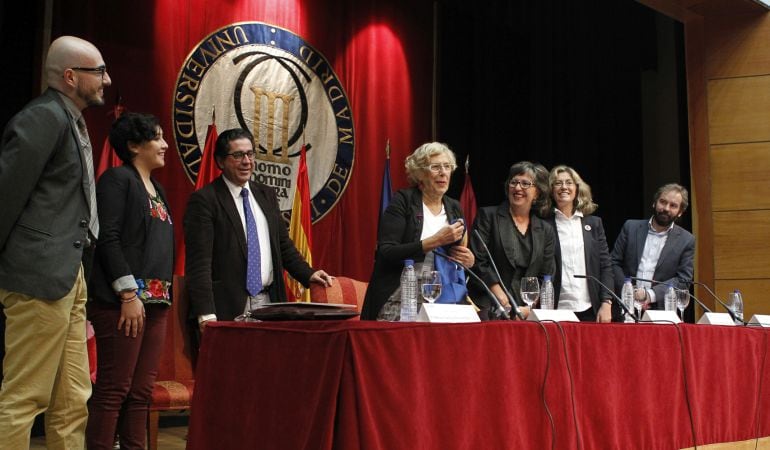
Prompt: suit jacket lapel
<box><xmin>496</xmin><ymin>204</ymin><xmax>519</xmax><ymax>269</ymax></box>
<box><xmin>529</xmin><ymin>217</ymin><xmax>544</xmax><ymax>271</ymax></box>
<box><xmin>215</xmin><ymin>177</ymin><xmax>247</xmax><ymax>258</ymax></box>
<box><xmin>634</xmin><ymin>221</ymin><xmax>648</xmax><ymax>271</ymax></box>
<box><xmin>52</xmin><ymin>90</ymin><xmax>92</xmax><ymax>215</ymax></box>
<box><xmin>581</xmin><ymin>216</ymin><xmax>593</xmax><ymax>266</ymax></box>
<box><xmin>655</xmin><ymin>226</ymin><xmax>679</xmax><ymax>273</ymax></box>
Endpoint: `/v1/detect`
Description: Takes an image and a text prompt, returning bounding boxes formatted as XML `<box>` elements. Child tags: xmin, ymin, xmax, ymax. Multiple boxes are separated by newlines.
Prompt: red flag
<box><xmin>194</xmin><ymin>123</ymin><xmax>220</xmax><ymax>190</ymax></box>
<box><xmin>285</xmin><ymin>145</ymin><xmax>313</xmax><ymax>301</ymax></box>
<box><xmin>459</xmin><ymin>155</ymin><xmax>477</xmax><ymax>234</ymax></box>
<box><xmin>95</xmin><ymin>103</ymin><xmax>124</xmax><ymax>179</ymax></box>
<box><xmin>174</xmin><ymin>120</ymin><xmax>218</xmax><ymax>276</ymax></box>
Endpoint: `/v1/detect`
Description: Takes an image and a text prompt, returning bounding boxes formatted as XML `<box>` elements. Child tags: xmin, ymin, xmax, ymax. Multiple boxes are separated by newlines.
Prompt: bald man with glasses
<box><xmin>0</xmin><ymin>35</ymin><xmax>111</xmax><ymax>449</ymax></box>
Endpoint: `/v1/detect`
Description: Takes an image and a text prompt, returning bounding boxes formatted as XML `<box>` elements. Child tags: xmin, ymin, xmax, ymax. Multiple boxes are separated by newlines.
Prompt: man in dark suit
<box><xmin>184</xmin><ymin>128</ymin><xmax>334</xmax><ymax>330</ymax></box>
<box><xmin>610</xmin><ymin>183</ymin><xmax>695</xmax><ymax>311</ymax></box>
<box><xmin>0</xmin><ymin>36</ymin><xmax>111</xmax><ymax>448</ymax></box>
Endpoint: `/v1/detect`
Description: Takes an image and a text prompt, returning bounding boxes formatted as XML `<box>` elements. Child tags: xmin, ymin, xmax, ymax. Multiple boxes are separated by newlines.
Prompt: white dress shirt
<box><xmin>554</xmin><ymin>209</ymin><xmax>591</xmax><ymax>312</ymax></box>
<box><xmin>635</xmin><ymin>217</ymin><xmax>674</xmax><ymax>303</ymax></box>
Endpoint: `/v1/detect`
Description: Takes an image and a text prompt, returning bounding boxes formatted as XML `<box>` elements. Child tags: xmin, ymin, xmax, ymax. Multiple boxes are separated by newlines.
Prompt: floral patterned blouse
<box><xmin>138</xmin><ymin>193</ymin><xmax>174</xmax><ymax>305</ymax></box>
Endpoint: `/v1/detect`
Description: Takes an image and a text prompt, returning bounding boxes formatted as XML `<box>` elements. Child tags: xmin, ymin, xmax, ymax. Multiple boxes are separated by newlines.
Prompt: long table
<box><xmin>187</xmin><ymin>321</ymin><xmax>770</xmax><ymax>449</ymax></box>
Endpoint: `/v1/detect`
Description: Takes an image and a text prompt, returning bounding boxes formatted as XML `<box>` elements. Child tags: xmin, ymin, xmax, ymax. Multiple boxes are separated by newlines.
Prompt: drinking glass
<box><xmin>420</xmin><ymin>271</ymin><xmax>442</xmax><ymax>303</ymax></box>
<box><xmin>520</xmin><ymin>277</ymin><xmax>540</xmax><ymax>308</ymax></box>
<box><xmin>676</xmin><ymin>289</ymin><xmax>690</xmax><ymax>320</ymax></box>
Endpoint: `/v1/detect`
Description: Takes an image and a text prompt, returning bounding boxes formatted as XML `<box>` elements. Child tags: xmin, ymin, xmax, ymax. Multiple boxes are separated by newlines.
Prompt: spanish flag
<box><xmin>285</xmin><ymin>144</ymin><xmax>313</xmax><ymax>301</ymax></box>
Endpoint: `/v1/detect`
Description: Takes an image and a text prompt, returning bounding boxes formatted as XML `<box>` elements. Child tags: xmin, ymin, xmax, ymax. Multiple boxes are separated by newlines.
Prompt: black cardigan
<box><xmin>360</xmin><ymin>187</ymin><xmax>464</xmax><ymax>320</ymax></box>
<box><xmin>88</xmin><ymin>165</ymin><xmax>174</xmax><ymax>304</ymax></box>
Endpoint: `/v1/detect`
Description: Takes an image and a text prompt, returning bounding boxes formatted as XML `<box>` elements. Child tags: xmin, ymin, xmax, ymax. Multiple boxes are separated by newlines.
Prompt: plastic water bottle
<box><xmin>540</xmin><ymin>275</ymin><xmax>554</xmax><ymax>310</ymax></box>
<box><xmin>621</xmin><ymin>277</ymin><xmax>634</xmax><ymax>322</ymax></box>
<box><xmin>399</xmin><ymin>259</ymin><xmax>418</xmax><ymax>322</ymax></box>
<box><xmin>730</xmin><ymin>289</ymin><xmax>744</xmax><ymax>324</ymax></box>
<box><xmin>664</xmin><ymin>284</ymin><xmax>677</xmax><ymax>312</ymax></box>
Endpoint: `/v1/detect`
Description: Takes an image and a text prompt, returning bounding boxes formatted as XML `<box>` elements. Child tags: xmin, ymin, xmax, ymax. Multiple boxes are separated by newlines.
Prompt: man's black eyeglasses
<box><xmin>226</xmin><ymin>150</ymin><xmax>257</xmax><ymax>161</ymax></box>
<box><xmin>70</xmin><ymin>66</ymin><xmax>108</xmax><ymax>80</ymax></box>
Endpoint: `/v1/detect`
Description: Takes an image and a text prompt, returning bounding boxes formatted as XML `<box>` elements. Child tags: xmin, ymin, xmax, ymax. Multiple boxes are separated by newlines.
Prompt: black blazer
<box><xmin>89</xmin><ymin>165</ymin><xmax>173</xmax><ymax>304</ymax></box>
<box><xmin>610</xmin><ymin>219</ymin><xmax>695</xmax><ymax>310</ymax></box>
<box><xmin>360</xmin><ymin>187</ymin><xmax>464</xmax><ymax>320</ymax></box>
<box><xmin>547</xmin><ymin>214</ymin><xmax>613</xmax><ymax>314</ymax></box>
<box><xmin>469</xmin><ymin>203</ymin><xmax>555</xmax><ymax>314</ymax></box>
<box><xmin>184</xmin><ymin>176</ymin><xmax>315</xmax><ymax>321</ymax></box>
<box><xmin>0</xmin><ymin>89</ymin><xmax>93</xmax><ymax>299</ymax></box>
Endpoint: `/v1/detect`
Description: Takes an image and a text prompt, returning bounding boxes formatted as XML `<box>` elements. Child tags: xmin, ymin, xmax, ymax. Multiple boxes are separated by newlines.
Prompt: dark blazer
<box><xmin>547</xmin><ymin>214</ymin><xmax>614</xmax><ymax>314</ymax></box>
<box><xmin>0</xmin><ymin>88</ymin><xmax>92</xmax><ymax>299</ymax></box>
<box><xmin>89</xmin><ymin>165</ymin><xmax>173</xmax><ymax>304</ymax></box>
<box><xmin>360</xmin><ymin>187</ymin><xmax>464</xmax><ymax>320</ymax></box>
<box><xmin>184</xmin><ymin>176</ymin><xmax>315</xmax><ymax>321</ymax></box>
<box><xmin>469</xmin><ymin>203</ymin><xmax>555</xmax><ymax>314</ymax></box>
<box><xmin>610</xmin><ymin>219</ymin><xmax>695</xmax><ymax>310</ymax></box>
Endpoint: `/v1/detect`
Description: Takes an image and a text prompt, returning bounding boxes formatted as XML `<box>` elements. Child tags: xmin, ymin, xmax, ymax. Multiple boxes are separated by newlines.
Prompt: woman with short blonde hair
<box><xmin>361</xmin><ymin>142</ymin><xmax>473</xmax><ymax>320</ymax></box>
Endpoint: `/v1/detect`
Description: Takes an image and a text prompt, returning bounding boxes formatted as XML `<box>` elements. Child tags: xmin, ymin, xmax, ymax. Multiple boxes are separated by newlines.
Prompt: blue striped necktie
<box><xmin>241</xmin><ymin>188</ymin><xmax>262</xmax><ymax>296</ymax></box>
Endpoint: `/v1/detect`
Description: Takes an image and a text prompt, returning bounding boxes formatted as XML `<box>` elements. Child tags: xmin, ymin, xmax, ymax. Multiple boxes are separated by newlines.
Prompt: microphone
<box><xmin>681</xmin><ymin>279</ymin><xmax>745</xmax><ymax>325</ymax></box>
<box><xmin>573</xmin><ymin>274</ymin><xmax>638</xmax><ymax>322</ymax></box>
<box><xmin>471</xmin><ymin>229</ymin><xmax>526</xmax><ymax>320</ymax></box>
<box><xmin>432</xmin><ymin>250</ymin><xmax>515</xmax><ymax>320</ymax></box>
<box><xmin>629</xmin><ymin>276</ymin><xmax>712</xmax><ymax>314</ymax></box>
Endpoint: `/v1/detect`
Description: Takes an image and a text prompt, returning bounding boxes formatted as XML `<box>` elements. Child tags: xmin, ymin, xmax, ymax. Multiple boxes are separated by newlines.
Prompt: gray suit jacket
<box><xmin>610</xmin><ymin>219</ymin><xmax>695</xmax><ymax>310</ymax></box>
<box><xmin>469</xmin><ymin>203</ymin><xmax>555</xmax><ymax>314</ymax></box>
<box><xmin>0</xmin><ymin>89</ymin><xmax>92</xmax><ymax>299</ymax></box>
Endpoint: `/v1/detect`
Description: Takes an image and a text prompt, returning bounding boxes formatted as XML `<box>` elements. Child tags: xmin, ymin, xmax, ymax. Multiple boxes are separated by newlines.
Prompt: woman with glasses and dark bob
<box><xmin>469</xmin><ymin>161</ymin><xmax>555</xmax><ymax>320</ymax></box>
<box><xmin>86</xmin><ymin>112</ymin><xmax>174</xmax><ymax>449</ymax></box>
<box><xmin>361</xmin><ymin>142</ymin><xmax>475</xmax><ymax>320</ymax></box>
<box><xmin>545</xmin><ymin>165</ymin><xmax>614</xmax><ymax>322</ymax></box>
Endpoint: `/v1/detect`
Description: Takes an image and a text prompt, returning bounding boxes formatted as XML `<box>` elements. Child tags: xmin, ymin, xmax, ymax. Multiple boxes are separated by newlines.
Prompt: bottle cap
<box><xmin>543</xmin><ymin>275</ymin><xmax>551</xmax><ymax>281</ymax></box>
<box><xmin>624</xmin><ymin>277</ymin><xmax>631</xmax><ymax>282</ymax></box>
<box><xmin>404</xmin><ymin>259</ymin><xmax>414</xmax><ymax>266</ymax></box>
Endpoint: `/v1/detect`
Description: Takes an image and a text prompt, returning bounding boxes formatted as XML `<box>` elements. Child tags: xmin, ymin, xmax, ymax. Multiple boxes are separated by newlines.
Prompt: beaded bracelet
<box><xmin>120</xmin><ymin>294</ymin><xmax>138</xmax><ymax>304</ymax></box>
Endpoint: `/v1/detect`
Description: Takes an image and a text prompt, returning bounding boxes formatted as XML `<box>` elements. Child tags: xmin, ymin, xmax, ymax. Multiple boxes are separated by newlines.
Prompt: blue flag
<box><xmin>378</xmin><ymin>152</ymin><xmax>393</xmax><ymax>233</ymax></box>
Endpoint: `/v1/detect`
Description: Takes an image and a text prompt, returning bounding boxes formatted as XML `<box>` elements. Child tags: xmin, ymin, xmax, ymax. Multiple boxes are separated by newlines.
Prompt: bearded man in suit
<box><xmin>184</xmin><ymin>128</ymin><xmax>334</xmax><ymax>331</ymax></box>
<box><xmin>611</xmin><ymin>183</ymin><xmax>695</xmax><ymax>311</ymax></box>
<box><xmin>0</xmin><ymin>35</ymin><xmax>111</xmax><ymax>449</ymax></box>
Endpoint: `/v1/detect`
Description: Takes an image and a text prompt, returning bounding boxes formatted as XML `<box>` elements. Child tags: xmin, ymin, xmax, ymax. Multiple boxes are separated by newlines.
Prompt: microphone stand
<box><xmin>629</xmin><ymin>276</ymin><xmax>712</xmax><ymax>314</ymax></box>
<box><xmin>471</xmin><ymin>229</ymin><xmax>525</xmax><ymax>320</ymax></box>
<box><xmin>573</xmin><ymin>274</ymin><xmax>639</xmax><ymax>322</ymax></box>
<box><xmin>685</xmin><ymin>280</ymin><xmax>745</xmax><ymax>325</ymax></box>
<box><xmin>432</xmin><ymin>250</ymin><xmax>511</xmax><ymax>320</ymax></box>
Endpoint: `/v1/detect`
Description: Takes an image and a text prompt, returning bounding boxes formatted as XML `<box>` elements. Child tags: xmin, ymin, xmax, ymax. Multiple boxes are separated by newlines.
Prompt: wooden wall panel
<box><xmin>713</xmin><ymin>210</ymin><xmax>770</xmax><ymax>279</ymax></box>
<box><xmin>685</xmin><ymin>17</ymin><xmax>716</xmax><ymax>302</ymax></box>
<box><xmin>711</xmin><ymin>142</ymin><xmax>770</xmax><ymax>211</ymax></box>
<box><xmin>708</xmin><ymin>75</ymin><xmax>770</xmax><ymax>144</ymax></box>
<box><xmin>714</xmin><ymin>279</ymin><xmax>770</xmax><ymax>321</ymax></box>
<box><xmin>706</xmin><ymin>12</ymin><xmax>770</xmax><ymax>79</ymax></box>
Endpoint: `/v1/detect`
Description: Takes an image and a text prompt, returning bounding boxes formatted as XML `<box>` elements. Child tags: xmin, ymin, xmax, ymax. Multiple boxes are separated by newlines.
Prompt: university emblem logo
<box><xmin>173</xmin><ymin>22</ymin><xmax>354</xmax><ymax>222</ymax></box>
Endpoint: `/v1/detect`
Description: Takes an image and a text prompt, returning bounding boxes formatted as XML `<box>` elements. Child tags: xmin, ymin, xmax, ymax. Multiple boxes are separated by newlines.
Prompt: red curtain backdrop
<box><xmin>63</xmin><ymin>0</ymin><xmax>433</xmax><ymax>282</ymax></box>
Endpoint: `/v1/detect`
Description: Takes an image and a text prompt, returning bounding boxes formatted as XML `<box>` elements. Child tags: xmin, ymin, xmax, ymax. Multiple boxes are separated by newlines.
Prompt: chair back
<box><xmin>309</xmin><ymin>276</ymin><xmax>368</xmax><ymax>313</ymax></box>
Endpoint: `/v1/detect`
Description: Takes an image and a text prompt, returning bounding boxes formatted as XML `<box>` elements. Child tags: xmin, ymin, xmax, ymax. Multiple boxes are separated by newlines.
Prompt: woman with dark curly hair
<box><xmin>86</xmin><ymin>112</ymin><xmax>173</xmax><ymax>449</ymax></box>
<box><xmin>469</xmin><ymin>161</ymin><xmax>555</xmax><ymax>320</ymax></box>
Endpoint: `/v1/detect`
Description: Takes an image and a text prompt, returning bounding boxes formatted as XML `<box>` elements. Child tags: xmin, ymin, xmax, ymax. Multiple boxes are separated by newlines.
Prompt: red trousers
<box><xmin>86</xmin><ymin>302</ymin><xmax>168</xmax><ymax>450</ymax></box>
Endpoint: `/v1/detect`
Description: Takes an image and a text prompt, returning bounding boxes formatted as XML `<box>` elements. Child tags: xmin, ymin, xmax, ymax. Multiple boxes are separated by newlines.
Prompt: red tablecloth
<box><xmin>187</xmin><ymin>321</ymin><xmax>770</xmax><ymax>449</ymax></box>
